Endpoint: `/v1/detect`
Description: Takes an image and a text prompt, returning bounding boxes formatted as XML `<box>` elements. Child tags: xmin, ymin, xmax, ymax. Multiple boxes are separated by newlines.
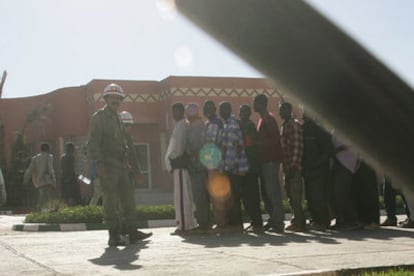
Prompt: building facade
<box><xmin>0</xmin><ymin>76</ymin><xmax>296</xmax><ymax>201</ymax></box>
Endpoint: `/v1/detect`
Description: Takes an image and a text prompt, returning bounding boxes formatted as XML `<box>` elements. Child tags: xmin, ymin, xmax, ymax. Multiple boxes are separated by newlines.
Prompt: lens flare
<box><xmin>208</xmin><ymin>173</ymin><xmax>231</xmax><ymax>202</ymax></box>
<box><xmin>155</xmin><ymin>0</ymin><xmax>177</xmax><ymax>21</ymax></box>
<box><xmin>199</xmin><ymin>143</ymin><xmax>222</xmax><ymax>170</ymax></box>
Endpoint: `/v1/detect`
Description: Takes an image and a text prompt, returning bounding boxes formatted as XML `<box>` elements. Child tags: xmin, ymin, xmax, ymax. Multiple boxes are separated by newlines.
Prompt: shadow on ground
<box><xmin>88</xmin><ymin>240</ymin><xmax>149</xmax><ymax>271</ymax></box>
<box><xmin>179</xmin><ymin>227</ymin><xmax>414</xmax><ymax>248</ymax></box>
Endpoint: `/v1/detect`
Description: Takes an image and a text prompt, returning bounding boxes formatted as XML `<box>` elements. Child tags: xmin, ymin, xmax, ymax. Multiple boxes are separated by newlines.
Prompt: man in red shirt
<box><xmin>253</xmin><ymin>94</ymin><xmax>285</xmax><ymax>233</ymax></box>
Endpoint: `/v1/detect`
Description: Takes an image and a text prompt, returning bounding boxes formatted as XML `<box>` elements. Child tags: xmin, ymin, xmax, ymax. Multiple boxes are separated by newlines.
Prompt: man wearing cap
<box><xmin>185</xmin><ymin>103</ymin><xmax>211</xmax><ymax>232</ymax></box>
<box><xmin>87</xmin><ymin>83</ymin><xmax>152</xmax><ymax>247</ymax></box>
<box><xmin>119</xmin><ymin>110</ymin><xmax>144</xmax><ymax>184</ymax></box>
<box><xmin>119</xmin><ymin>110</ymin><xmax>146</xmax><ymax>237</ymax></box>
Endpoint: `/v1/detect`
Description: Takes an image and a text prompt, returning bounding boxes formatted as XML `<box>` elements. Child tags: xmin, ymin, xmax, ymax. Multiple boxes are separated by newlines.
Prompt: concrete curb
<box><xmin>0</xmin><ymin>210</ymin><xmax>13</xmax><ymax>215</ymax></box>
<box><xmin>12</xmin><ymin>219</ymin><xmax>177</xmax><ymax>232</ymax></box>
<box><xmin>12</xmin><ymin>223</ymin><xmax>108</xmax><ymax>232</ymax></box>
<box><xmin>6</xmin><ymin>210</ymin><xmax>391</xmax><ymax>232</ymax></box>
<box><xmin>10</xmin><ymin>214</ymin><xmax>298</xmax><ymax>232</ymax></box>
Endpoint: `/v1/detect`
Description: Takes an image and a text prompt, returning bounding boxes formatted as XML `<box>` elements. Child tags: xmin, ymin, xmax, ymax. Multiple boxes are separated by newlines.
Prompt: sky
<box><xmin>0</xmin><ymin>0</ymin><xmax>413</xmax><ymax>98</ymax></box>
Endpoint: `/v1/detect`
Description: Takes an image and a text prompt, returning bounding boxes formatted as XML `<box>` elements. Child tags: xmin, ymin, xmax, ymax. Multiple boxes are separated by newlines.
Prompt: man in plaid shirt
<box><xmin>219</xmin><ymin>103</ymin><xmax>249</xmax><ymax>175</ymax></box>
<box><xmin>279</xmin><ymin>102</ymin><xmax>306</xmax><ymax>232</ymax></box>
<box><xmin>218</xmin><ymin>101</ymin><xmax>249</xmax><ymax>232</ymax></box>
<box><xmin>203</xmin><ymin>100</ymin><xmax>223</xmax><ymax>146</ymax></box>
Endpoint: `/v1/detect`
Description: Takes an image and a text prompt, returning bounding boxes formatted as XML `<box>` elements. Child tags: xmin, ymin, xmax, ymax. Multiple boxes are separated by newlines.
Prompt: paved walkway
<box><xmin>1</xmin><ymin>215</ymin><xmax>414</xmax><ymax>275</ymax></box>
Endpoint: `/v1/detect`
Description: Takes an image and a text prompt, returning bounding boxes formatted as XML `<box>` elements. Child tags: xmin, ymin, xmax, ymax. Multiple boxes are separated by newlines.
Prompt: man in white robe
<box><xmin>165</xmin><ymin>102</ymin><xmax>196</xmax><ymax>234</ymax></box>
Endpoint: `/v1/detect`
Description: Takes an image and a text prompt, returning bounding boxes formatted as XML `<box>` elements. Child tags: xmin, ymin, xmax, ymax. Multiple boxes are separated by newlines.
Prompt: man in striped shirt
<box><xmin>279</xmin><ymin>102</ymin><xmax>306</xmax><ymax>232</ymax></box>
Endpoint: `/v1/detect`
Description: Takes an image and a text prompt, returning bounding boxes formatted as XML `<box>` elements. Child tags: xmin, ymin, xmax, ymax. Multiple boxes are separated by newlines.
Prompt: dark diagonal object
<box><xmin>175</xmin><ymin>0</ymin><xmax>414</xmax><ymax>192</ymax></box>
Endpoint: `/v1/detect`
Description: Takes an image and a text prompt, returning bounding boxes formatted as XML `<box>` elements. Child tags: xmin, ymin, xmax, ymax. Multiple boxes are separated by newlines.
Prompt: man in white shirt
<box><xmin>24</xmin><ymin>143</ymin><xmax>56</xmax><ymax>211</ymax></box>
<box><xmin>165</xmin><ymin>102</ymin><xmax>196</xmax><ymax>234</ymax></box>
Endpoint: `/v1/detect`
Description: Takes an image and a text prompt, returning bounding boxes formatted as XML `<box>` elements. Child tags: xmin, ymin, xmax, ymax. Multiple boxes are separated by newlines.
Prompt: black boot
<box><xmin>129</xmin><ymin>227</ymin><xmax>153</xmax><ymax>244</ymax></box>
<box><xmin>108</xmin><ymin>229</ymin><xmax>127</xmax><ymax>247</ymax></box>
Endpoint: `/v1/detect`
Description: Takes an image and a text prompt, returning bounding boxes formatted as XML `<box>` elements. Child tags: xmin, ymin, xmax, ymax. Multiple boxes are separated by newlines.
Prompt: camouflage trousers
<box><xmin>100</xmin><ymin>166</ymin><xmax>137</xmax><ymax>231</ymax></box>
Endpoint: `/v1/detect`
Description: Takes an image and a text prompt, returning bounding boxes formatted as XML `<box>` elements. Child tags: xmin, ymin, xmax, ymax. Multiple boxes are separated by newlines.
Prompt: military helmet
<box><xmin>119</xmin><ymin>111</ymin><xmax>134</xmax><ymax>125</ymax></box>
<box><xmin>103</xmin><ymin>83</ymin><xmax>125</xmax><ymax>98</ymax></box>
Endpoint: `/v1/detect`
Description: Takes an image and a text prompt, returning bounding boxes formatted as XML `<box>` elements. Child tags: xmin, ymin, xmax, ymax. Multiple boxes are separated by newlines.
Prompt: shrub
<box><xmin>136</xmin><ymin>205</ymin><xmax>175</xmax><ymax>220</ymax></box>
<box><xmin>24</xmin><ymin>201</ymin><xmax>295</xmax><ymax>224</ymax></box>
<box><xmin>25</xmin><ymin>205</ymin><xmax>175</xmax><ymax>224</ymax></box>
<box><xmin>25</xmin><ymin>205</ymin><xmax>103</xmax><ymax>224</ymax></box>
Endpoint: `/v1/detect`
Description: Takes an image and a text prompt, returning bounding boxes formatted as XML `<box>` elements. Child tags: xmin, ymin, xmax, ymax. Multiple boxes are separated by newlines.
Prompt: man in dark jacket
<box><xmin>61</xmin><ymin>142</ymin><xmax>81</xmax><ymax>205</ymax></box>
<box><xmin>302</xmin><ymin>114</ymin><xmax>333</xmax><ymax>230</ymax></box>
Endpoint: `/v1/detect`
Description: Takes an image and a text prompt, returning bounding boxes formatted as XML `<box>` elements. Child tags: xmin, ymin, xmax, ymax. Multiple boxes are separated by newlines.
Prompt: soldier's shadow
<box><xmin>89</xmin><ymin>241</ymin><xmax>149</xmax><ymax>271</ymax></box>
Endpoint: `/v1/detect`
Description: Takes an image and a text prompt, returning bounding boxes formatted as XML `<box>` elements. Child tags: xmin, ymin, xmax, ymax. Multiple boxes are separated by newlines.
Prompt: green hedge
<box><xmin>25</xmin><ymin>205</ymin><xmax>104</xmax><ymax>224</ymax></box>
<box><xmin>25</xmin><ymin>205</ymin><xmax>176</xmax><ymax>224</ymax></box>
<box><xmin>23</xmin><ymin>206</ymin><xmax>257</xmax><ymax>224</ymax></box>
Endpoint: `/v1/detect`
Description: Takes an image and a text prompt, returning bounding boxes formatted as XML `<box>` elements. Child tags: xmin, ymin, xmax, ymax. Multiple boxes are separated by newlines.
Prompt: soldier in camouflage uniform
<box><xmin>119</xmin><ymin>110</ymin><xmax>145</xmax><ymax>236</ymax></box>
<box><xmin>87</xmin><ymin>83</ymin><xmax>152</xmax><ymax>247</ymax></box>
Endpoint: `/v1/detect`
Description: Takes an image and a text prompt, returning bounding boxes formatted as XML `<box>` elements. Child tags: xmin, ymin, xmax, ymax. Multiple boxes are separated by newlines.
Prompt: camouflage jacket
<box><xmin>87</xmin><ymin>106</ymin><xmax>129</xmax><ymax>169</ymax></box>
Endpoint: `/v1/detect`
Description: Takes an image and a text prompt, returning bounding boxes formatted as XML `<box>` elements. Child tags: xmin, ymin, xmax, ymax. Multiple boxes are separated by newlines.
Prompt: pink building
<box><xmin>0</xmin><ymin>76</ymin><xmax>295</xmax><ymax>202</ymax></box>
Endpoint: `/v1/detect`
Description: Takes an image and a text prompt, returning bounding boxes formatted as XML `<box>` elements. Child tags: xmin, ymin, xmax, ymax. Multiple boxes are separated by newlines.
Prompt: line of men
<box><xmin>165</xmin><ymin>94</ymin><xmax>309</xmax><ymax>234</ymax></box>
<box><xmin>165</xmin><ymin>94</ymin><xmax>414</xmax><ymax>235</ymax></box>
